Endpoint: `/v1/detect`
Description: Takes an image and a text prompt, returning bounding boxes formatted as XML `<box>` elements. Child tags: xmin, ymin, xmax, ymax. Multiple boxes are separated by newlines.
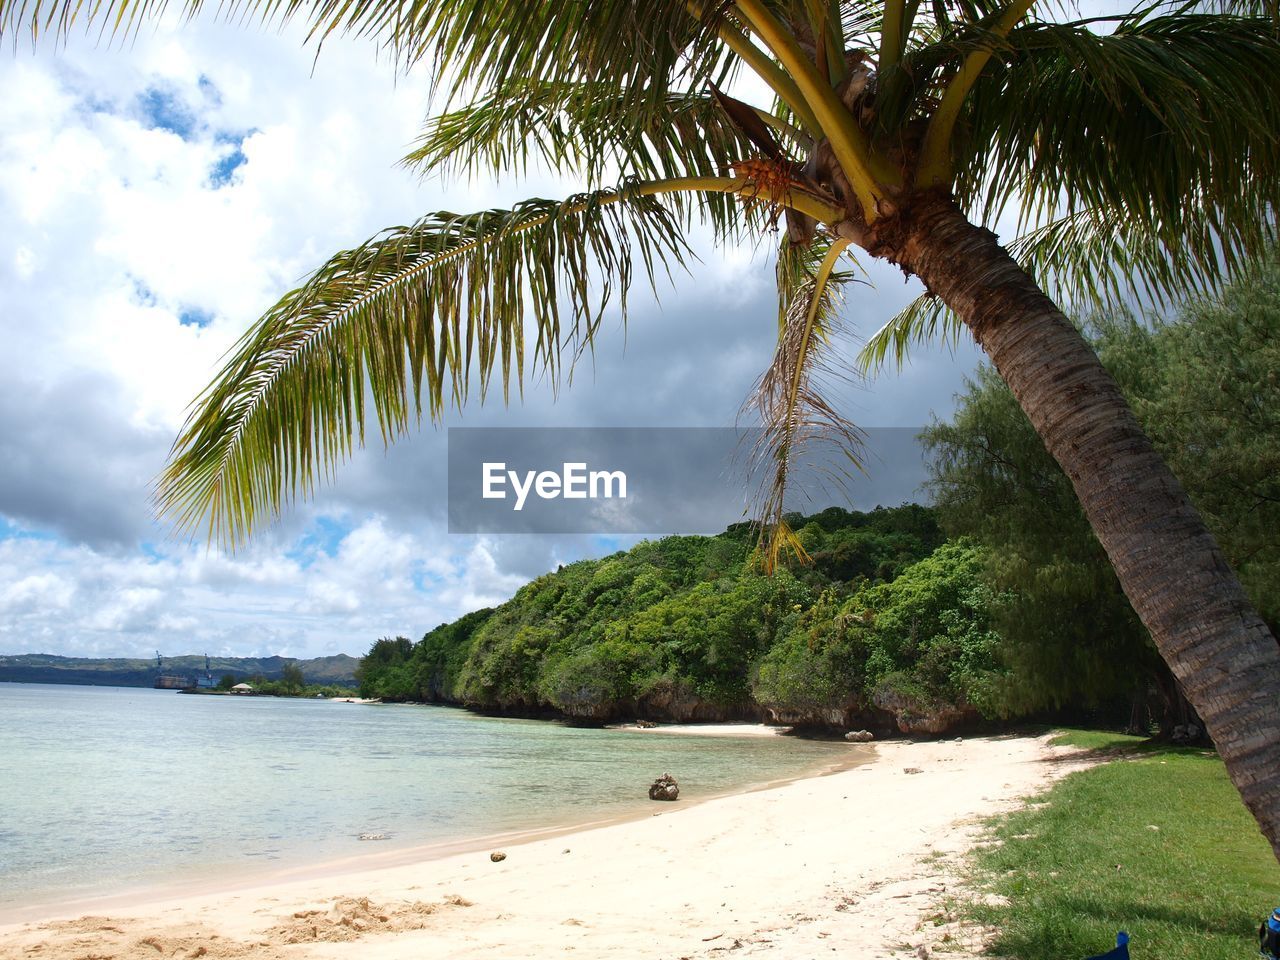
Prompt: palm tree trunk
<box><xmin>853</xmin><ymin>194</ymin><xmax>1280</xmax><ymax>859</ymax></box>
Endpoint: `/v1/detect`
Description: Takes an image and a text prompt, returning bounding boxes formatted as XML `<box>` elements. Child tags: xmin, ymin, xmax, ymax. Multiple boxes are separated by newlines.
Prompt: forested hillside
<box><xmin>357</xmin><ymin>505</ymin><xmax>1010</xmax><ymax>732</ymax></box>
<box><xmin>359</xmin><ymin>263</ymin><xmax>1280</xmax><ymax>737</ymax></box>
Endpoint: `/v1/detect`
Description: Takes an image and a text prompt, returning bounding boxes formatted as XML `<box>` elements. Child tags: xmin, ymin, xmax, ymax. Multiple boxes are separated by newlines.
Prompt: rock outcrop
<box><xmin>648</xmin><ymin>773</ymin><xmax>679</xmax><ymax>801</ymax></box>
<box><xmin>872</xmin><ymin>688</ymin><xmax>977</xmax><ymax>735</ymax></box>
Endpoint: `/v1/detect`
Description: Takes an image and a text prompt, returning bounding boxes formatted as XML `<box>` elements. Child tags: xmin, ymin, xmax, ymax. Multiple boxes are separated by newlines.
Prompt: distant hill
<box><xmin>0</xmin><ymin>653</ymin><xmax>360</xmax><ymax>688</ymax></box>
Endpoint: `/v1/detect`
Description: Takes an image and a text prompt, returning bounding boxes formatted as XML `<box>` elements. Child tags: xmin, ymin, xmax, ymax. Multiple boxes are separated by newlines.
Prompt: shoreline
<box><xmin>0</xmin><ymin>733</ymin><xmax>1089</xmax><ymax>959</ymax></box>
<box><xmin>0</xmin><ymin>728</ymin><xmax>863</xmax><ymax>927</ymax></box>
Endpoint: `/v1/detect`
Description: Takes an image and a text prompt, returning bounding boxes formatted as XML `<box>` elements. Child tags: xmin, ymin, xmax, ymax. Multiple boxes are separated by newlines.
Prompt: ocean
<box><xmin>0</xmin><ymin>682</ymin><xmax>854</xmax><ymax>920</ymax></box>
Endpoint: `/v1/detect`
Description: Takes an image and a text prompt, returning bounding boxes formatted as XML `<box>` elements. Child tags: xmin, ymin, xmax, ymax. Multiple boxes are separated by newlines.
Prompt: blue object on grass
<box><xmin>1260</xmin><ymin>906</ymin><xmax>1280</xmax><ymax>959</ymax></box>
<box><xmin>1084</xmin><ymin>930</ymin><xmax>1129</xmax><ymax>960</ymax></box>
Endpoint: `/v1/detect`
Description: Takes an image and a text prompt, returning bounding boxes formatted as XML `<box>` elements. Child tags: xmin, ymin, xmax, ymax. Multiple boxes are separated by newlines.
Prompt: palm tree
<box><xmin>6</xmin><ymin>0</ymin><xmax>1279</xmax><ymax>856</ymax></box>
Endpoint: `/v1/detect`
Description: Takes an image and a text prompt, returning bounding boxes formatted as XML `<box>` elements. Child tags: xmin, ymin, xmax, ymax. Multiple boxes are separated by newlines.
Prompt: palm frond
<box><xmin>155</xmin><ymin>181</ymin><xmax>697</xmax><ymax>549</ymax></box>
<box><xmin>774</xmin><ymin>222</ymin><xmax>831</xmax><ymax>330</ymax></box>
<box><xmin>1183</xmin><ymin>0</ymin><xmax>1279</xmax><ymax>19</ymax></box>
<box><xmin>1007</xmin><ymin>202</ymin><xmax>1279</xmax><ymax>311</ymax></box>
<box><xmin>2</xmin><ymin>0</ymin><xmax>729</xmax><ymax>108</ymax></box>
<box><xmin>403</xmin><ymin>83</ymin><xmax>779</xmax><ymax>239</ymax></box>
<box><xmin>746</xmin><ymin>235</ymin><xmax>866</xmax><ymax>571</ymax></box>
<box><xmin>856</xmin><ymin>290</ymin><xmax>964</xmax><ymax>373</ymax></box>
<box><xmin>956</xmin><ymin>12</ymin><xmax>1280</xmax><ymax>308</ymax></box>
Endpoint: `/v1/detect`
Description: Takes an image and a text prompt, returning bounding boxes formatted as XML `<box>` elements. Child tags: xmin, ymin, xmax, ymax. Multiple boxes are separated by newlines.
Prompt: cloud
<box><xmin>0</xmin><ymin>371</ymin><xmax>166</xmax><ymax>547</ymax></box>
<box><xmin>0</xmin><ymin>519</ymin><xmax>539</xmax><ymax>658</ymax></box>
<box><xmin>0</xmin><ymin>19</ymin><xmax>983</xmax><ymax>659</ymax></box>
<box><xmin>0</xmin><ymin>572</ymin><xmax>76</xmax><ymax>615</ymax></box>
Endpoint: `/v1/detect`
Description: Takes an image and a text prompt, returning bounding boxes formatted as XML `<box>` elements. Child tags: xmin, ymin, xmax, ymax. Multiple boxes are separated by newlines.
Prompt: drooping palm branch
<box><xmin>155</xmin><ymin>177</ymin><xmax>842</xmax><ymax>547</ymax></box>
<box><xmin>745</xmin><ymin>233</ymin><xmax>866</xmax><ymax>570</ymax></box>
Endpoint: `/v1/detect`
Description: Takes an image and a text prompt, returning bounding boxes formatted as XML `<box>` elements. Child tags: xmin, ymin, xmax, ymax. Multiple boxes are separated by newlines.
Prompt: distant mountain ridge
<box><xmin>0</xmin><ymin>653</ymin><xmax>360</xmax><ymax>687</ymax></box>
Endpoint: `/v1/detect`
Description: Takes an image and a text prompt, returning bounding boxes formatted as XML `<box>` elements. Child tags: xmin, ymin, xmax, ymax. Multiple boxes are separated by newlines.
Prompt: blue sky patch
<box><xmin>179</xmin><ymin>308</ymin><xmax>214</xmax><ymax>328</ymax></box>
<box><xmin>0</xmin><ymin>516</ymin><xmax>61</xmax><ymax>544</ymax></box>
<box><xmin>77</xmin><ymin>93</ymin><xmax>118</xmax><ymax>120</ymax></box>
<box><xmin>209</xmin><ymin>131</ymin><xmax>252</xmax><ymax>188</ymax></box>
<box><xmin>136</xmin><ymin>86</ymin><xmax>197</xmax><ymax>140</ymax></box>
<box><xmin>287</xmin><ymin>515</ymin><xmax>351</xmax><ymax>567</ymax></box>
<box><xmin>590</xmin><ymin>535</ymin><xmax>633</xmax><ymax>554</ymax></box>
<box><xmin>130</xmin><ymin>276</ymin><xmax>157</xmax><ymax>307</ymax></box>
<box><xmin>413</xmin><ymin>564</ymin><xmax>446</xmax><ymax>592</ymax></box>
<box><xmin>197</xmin><ymin>74</ymin><xmax>222</xmax><ymax>108</ymax></box>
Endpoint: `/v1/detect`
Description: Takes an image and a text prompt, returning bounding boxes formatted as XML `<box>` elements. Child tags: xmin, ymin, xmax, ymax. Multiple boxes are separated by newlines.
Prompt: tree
<box><xmin>7</xmin><ymin>0</ymin><xmax>1279</xmax><ymax>856</ymax></box>
<box><xmin>354</xmin><ymin>635</ymin><xmax>414</xmax><ymax>697</ymax></box>
<box><xmin>924</xmin><ymin>267</ymin><xmax>1280</xmax><ymax>728</ymax></box>
<box><xmin>924</xmin><ymin>363</ymin><xmax>1162</xmax><ymax>722</ymax></box>
<box><xmin>354</xmin><ymin>505</ymin><xmax>934</xmax><ymax>718</ymax></box>
<box><xmin>1098</xmin><ymin>273</ymin><xmax>1280</xmax><ymax>635</ymax></box>
<box><xmin>280</xmin><ymin>661</ymin><xmax>305</xmax><ymax>693</ymax></box>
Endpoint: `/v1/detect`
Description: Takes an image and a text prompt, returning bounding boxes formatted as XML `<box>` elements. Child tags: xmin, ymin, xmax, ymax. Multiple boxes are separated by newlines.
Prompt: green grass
<box><xmin>960</xmin><ymin>732</ymin><xmax>1278</xmax><ymax>959</ymax></box>
<box><xmin>1046</xmin><ymin>727</ymin><xmax>1151</xmax><ymax>752</ymax></box>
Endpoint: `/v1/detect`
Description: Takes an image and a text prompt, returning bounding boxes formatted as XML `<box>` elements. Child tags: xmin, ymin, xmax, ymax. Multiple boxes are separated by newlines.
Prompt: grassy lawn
<box><xmin>956</xmin><ymin>729</ymin><xmax>1278</xmax><ymax>959</ymax></box>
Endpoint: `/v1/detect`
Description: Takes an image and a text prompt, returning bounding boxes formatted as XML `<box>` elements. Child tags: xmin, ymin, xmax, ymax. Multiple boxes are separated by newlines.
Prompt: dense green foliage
<box><xmin>753</xmin><ymin>540</ymin><xmax>1004</xmax><ymax>726</ymax></box>
<box><xmin>1106</xmin><ymin>268</ymin><xmax>1280</xmax><ymax>631</ymax></box>
<box><xmin>956</xmin><ymin>736</ymin><xmax>1275</xmax><ymax>959</ymax></box>
<box><xmin>923</xmin><ymin>362</ymin><xmax>1160</xmax><ymax>718</ymax></box>
<box><xmin>280</xmin><ymin>662</ymin><xmax>306</xmax><ymax>693</ymax></box>
<box><xmin>922</xmin><ymin>261</ymin><xmax>1280</xmax><ymax>724</ymax></box>
<box><xmin>357</xmin><ymin>505</ymin><xmax>1013</xmax><ymax>728</ymax></box>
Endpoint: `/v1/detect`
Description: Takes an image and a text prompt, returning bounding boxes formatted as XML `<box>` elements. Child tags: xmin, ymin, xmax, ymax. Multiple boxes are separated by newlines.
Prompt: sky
<box><xmin>0</xmin><ymin>16</ymin><xmax>985</xmax><ymax>661</ymax></box>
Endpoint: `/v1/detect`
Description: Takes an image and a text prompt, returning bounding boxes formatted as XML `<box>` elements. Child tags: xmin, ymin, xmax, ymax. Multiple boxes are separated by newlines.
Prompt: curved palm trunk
<box><xmin>859</xmin><ymin>195</ymin><xmax>1280</xmax><ymax>859</ymax></box>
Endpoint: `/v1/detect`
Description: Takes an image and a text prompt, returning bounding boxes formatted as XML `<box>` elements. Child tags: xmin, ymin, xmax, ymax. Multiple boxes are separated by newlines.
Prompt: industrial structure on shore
<box><xmin>153</xmin><ymin>652</ymin><xmax>218</xmax><ymax>691</ymax></box>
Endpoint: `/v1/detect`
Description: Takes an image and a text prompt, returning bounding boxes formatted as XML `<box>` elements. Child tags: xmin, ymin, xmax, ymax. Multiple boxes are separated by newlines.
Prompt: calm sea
<box><xmin>0</xmin><ymin>683</ymin><xmax>855</xmax><ymax>920</ymax></box>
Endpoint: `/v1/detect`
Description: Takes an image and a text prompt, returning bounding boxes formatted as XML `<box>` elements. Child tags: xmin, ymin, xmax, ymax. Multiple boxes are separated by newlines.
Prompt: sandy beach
<box><xmin>0</xmin><ymin>732</ymin><xmax>1088</xmax><ymax>960</ymax></box>
<box><xmin>607</xmin><ymin>721</ymin><xmax>795</xmax><ymax>736</ymax></box>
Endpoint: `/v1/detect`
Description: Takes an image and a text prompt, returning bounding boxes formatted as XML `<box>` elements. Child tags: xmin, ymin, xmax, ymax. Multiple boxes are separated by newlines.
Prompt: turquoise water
<box><xmin>0</xmin><ymin>683</ymin><xmax>854</xmax><ymax>918</ymax></box>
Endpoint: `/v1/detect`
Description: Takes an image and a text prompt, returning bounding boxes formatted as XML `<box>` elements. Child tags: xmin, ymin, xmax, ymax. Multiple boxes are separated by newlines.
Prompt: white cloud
<box><xmin>89</xmin><ymin>587</ymin><xmax>165</xmax><ymax>632</ymax></box>
<box><xmin>0</xmin><ymin>519</ymin><xmax>544</xmax><ymax>657</ymax></box>
<box><xmin>0</xmin><ymin>572</ymin><xmax>76</xmax><ymax>614</ymax></box>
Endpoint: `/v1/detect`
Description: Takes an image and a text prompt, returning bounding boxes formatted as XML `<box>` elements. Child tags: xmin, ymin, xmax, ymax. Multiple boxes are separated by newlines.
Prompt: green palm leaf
<box><xmin>867</xmin><ymin>9</ymin><xmax>1280</xmax><ymax>371</ymax></box>
<box><xmin>857</xmin><ymin>291</ymin><xmax>964</xmax><ymax>373</ymax></box>
<box><xmin>404</xmin><ymin>83</ymin><xmax>774</xmax><ymax>240</ymax></box>
<box><xmin>959</xmin><ymin>13</ymin><xmax>1280</xmax><ymax>306</ymax></box>
<box><xmin>1005</xmin><ymin>201</ymin><xmax>1278</xmax><ymax>311</ymax></box>
<box><xmin>155</xmin><ymin>182</ymin><xmax>697</xmax><ymax>548</ymax></box>
<box><xmin>405</xmin><ymin>83</ymin><xmax>767</xmax><ymax>181</ymax></box>
<box><xmin>3</xmin><ymin>0</ymin><xmax>730</xmax><ymax>103</ymax></box>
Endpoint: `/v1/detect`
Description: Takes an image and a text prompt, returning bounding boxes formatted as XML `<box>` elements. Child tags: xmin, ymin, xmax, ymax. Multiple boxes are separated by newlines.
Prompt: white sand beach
<box><xmin>607</xmin><ymin>721</ymin><xmax>794</xmax><ymax>736</ymax></box>
<box><xmin>0</xmin><ymin>733</ymin><xmax>1088</xmax><ymax>960</ymax></box>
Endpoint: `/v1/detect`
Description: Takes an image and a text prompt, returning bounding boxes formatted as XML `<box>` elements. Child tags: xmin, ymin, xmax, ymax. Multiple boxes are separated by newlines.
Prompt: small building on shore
<box><xmin>230</xmin><ymin>683</ymin><xmax>255</xmax><ymax>695</ymax></box>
